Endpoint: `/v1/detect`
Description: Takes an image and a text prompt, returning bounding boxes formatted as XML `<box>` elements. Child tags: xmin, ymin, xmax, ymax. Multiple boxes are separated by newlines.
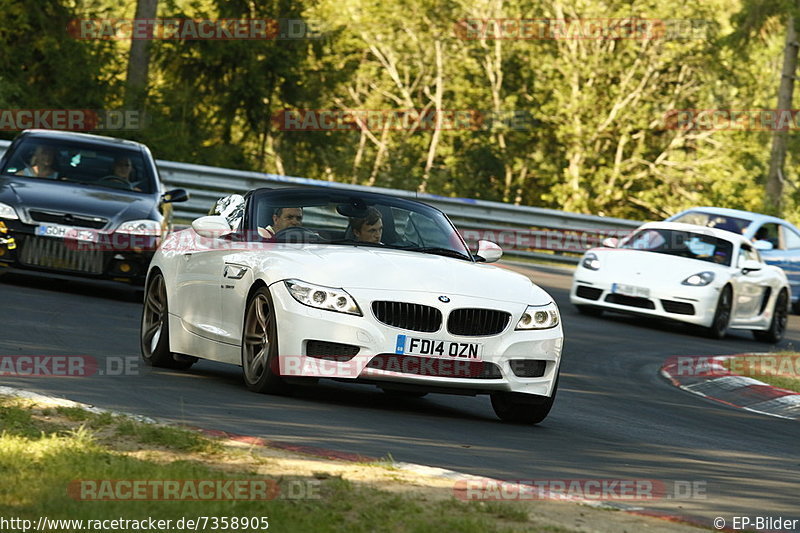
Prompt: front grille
<box><xmin>19</xmin><ymin>236</ymin><xmax>105</xmax><ymax>274</ymax></box>
<box><xmin>371</xmin><ymin>301</ymin><xmax>442</xmax><ymax>333</ymax></box>
<box><xmin>576</xmin><ymin>285</ymin><xmax>603</xmax><ymax>301</ymax></box>
<box><xmin>447</xmin><ymin>308</ymin><xmax>511</xmax><ymax>336</ymax></box>
<box><xmin>28</xmin><ymin>210</ymin><xmax>107</xmax><ymax>229</ymax></box>
<box><xmin>660</xmin><ymin>300</ymin><xmax>696</xmax><ymax>315</ymax></box>
<box><xmin>604</xmin><ymin>294</ymin><xmax>655</xmax><ymax>309</ymax></box>
<box><xmin>509</xmin><ymin>359</ymin><xmax>547</xmax><ymax>378</ymax></box>
<box><xmin>306</xmin><ymin>340</ymin><xmax>360</xmax><ymax>361</ymax></box>
<box><xmin>365</xmin><ymin>354</ymin><xmax>502</xmax><ymax>379</ymax></box>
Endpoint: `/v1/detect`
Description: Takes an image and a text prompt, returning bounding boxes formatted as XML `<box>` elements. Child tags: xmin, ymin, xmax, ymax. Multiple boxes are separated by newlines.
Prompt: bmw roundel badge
<box><xmin>438</xmin><ymin>296</ymin><xmax>450</xmax><ymax>303</ymax></box>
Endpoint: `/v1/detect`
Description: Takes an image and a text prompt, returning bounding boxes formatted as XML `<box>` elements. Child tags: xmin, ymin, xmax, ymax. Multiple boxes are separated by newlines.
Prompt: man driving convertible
<box><xmin>258</xmin><ymin>207</ymin><xmax>303</xmax><ymax>239</ymax></box>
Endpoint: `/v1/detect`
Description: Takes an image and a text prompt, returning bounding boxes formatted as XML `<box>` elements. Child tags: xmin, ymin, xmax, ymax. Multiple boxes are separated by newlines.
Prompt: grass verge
<box><xmin>0</xmin><ymin>395</ymin><xmax>551</xmax><ymax>533</ymax></box>
<box><xmin>722</xmin><ymin>353</ymin><xmax>800</xmax><ymax>393</ymax></box>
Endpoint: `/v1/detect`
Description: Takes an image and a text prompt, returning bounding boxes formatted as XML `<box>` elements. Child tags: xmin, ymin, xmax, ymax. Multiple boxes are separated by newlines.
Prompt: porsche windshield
<box><xmin>1</xmin><ymin>138</ymin><xmax>154</xmax><ymax>194</ymax></box>
<box><xmin>620</xmin><ymin>228</ymin><xmax>733</xmax><ymax>266</ymax></box>
<box><xmin>244</xmin><ymin>190</ymin><xmax>472</xmax><ymax>261</ymax></box>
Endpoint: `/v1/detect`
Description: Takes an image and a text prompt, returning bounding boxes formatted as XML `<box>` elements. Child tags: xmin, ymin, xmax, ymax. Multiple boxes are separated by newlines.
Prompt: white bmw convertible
<box><xmin>140</xmin><ymin>188</ymin><xmax>563</xmax><ymax>424</ymax></box>
<box><xmin>570</xmin><ymin>221</ymin><xmax>790</xmax><ymax>342</ymax></box>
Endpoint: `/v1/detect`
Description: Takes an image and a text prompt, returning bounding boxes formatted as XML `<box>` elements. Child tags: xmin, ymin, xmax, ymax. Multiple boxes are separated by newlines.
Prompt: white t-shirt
<box><xmin>22</xmin><ymin>167</ymin><xmax>58</xmax><ymax>179</ymax></box>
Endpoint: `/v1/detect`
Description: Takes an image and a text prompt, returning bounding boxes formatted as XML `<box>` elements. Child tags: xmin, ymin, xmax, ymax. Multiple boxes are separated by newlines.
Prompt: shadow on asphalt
<box><xmin>146</xmin><ymin>361</ymin><xmax>515</xmax><ymax>425</ymax></box>
<box><xmin>0</xmin><ymin>272</ymin><xmax>141</xmax><ymax>303</ymax></box>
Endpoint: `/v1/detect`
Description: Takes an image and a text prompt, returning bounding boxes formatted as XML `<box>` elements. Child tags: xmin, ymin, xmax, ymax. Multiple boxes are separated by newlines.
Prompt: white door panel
<box><xmin>731</xmin><ymin>270</ymin><xmax>769</xmax><ymax>319</ymax></box>
<box><xmin>218</xmin><ymin>262</ymin><xmax>254</xmax><ymax>346</ymax></box>
<box><xmin>174</xmin><ymin>249</ymin><xmax>226</xmax><ymax>342</ymax></box>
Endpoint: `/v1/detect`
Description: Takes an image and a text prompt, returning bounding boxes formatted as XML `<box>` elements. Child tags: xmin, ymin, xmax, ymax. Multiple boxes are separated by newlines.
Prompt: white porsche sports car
<box><xmin>570</xmin><ymin>221</ymin><xmax>790</xmax><ymax>342</ymax></box>
<box><xmin>140</xmin><ymin>188</ymin><xmax>563</xmax><ymax>424</ymax></box>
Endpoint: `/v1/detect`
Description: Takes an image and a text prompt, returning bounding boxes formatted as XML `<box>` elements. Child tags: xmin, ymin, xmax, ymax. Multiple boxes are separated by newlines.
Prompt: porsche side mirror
<box><xmin>475</xmin><ymin>240</ymin><xmax>503</xmax><ymax>263</ymax></box>
<box><xmin>191</xmin><ymin>215</ymin><xmax>232</xmax><ymax>239</ymax></box>
<box><xmin>163</xmin><ymin>188</ymin><xmax>189</xmax><ymax>203</ymax></box>
<box><xmin>741</xmin><ymin>259</ymin><xmax>762</xmax><ymax>275</ymax></box>
<box><xmin>602</xmin><ymin>237</ymin><xmax>619</xmax><ymax>248</ymax></box>
<box><xmin>753</xmin><ymin>239</ymin><xmax>774</xmax><ymax>251</ymax></box>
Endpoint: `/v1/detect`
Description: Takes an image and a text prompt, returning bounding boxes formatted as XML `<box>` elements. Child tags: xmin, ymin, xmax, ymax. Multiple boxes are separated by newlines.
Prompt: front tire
<box><xmin>754</xmin><ymin>290</ymin><xmax>788</xmax><ymax>343</ymax></box>
<box><xmin>242</xmin><ymin>287</ymin><xmax>290</xmax><ymax>394</ymax></box>
<box><xmin>140</xmin><ymin>272</ymin><xmax>194</xmax><ymax>369</ymax></box>
<box><xmin>491</xmin><ymin>375</ymin><xmax>559</xmax><ymax>424</ymax></box>
<box><xmin>706</xmin><ymin>285</ymin><xmax>732</xmax><ymax>339</ymax></box>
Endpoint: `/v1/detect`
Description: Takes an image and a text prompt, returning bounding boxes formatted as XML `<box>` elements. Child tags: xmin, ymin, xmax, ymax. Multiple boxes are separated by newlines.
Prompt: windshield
<box><xmin>1</xmin><ymin>138</ymin><xmax>154</xmax><ymax>194</ymax></box>
<box><xmin>244</xmin><ymin>190</ymin><xmax>472</xmax><ymax>261</ymax></box>
<box><xmin>671</xmin><ymin>211</ymin><xmax>751</xmax><ymax>235</ymax></box>
<box><xmin>620</xmin><ymin>228</ymin><xmax>734</xmax><ymax>266</ymax></box>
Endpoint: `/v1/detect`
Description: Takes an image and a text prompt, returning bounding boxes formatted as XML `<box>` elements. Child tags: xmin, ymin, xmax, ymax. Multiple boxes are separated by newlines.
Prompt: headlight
<box><xmin>682</xmin><ymin>271</ymin><xmax>715</xmax><ymax>286</ymax></box>
<box><xmin>0</xmin><ymin>202</ymin><xmax>19</xmax><ymax>220</ymax></box>
<box><xmin>284</xmin><ymin>279</ymin><xmax>362</xmax><ymax>316</ymax></box>
<box><xmin>516</xmin><ymin>302</ymin><xmax>560</xmax><ymax>330</ymax></box>
<box><xmin>581</xmin><ymin>252</ymin><xmax>600</xmax><ymax>270</ymax></box>
<box><xmin>116</xmin><ymin>219</ymin><xmax>161</xmax><ymax>236</ymax></box>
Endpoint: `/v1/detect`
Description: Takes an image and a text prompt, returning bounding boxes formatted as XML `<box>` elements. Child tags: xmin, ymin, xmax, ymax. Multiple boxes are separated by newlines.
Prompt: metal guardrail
<box><xmin>0</xmin><ymin>139</ymin><xmax>641</xmax><ymax>264</ymax></box>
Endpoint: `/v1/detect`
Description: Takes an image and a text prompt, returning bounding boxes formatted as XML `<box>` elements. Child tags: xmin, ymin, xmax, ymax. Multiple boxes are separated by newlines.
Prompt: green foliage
<box><xmin>0</xmin><ymin>0</ymin><xmax>116</xmax><ymax>140</ymax></box>
<box><xmin>1</xmin><ymin>0</ymin><xmax>797</xmax><ymax>219</ymax></box>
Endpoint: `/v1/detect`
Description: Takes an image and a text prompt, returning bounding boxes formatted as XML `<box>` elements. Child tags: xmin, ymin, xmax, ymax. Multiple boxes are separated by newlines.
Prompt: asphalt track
<box><xmin>1</xmin><ymin>264</ymin><xmax>799</xmax><ymax>530</ymax></box>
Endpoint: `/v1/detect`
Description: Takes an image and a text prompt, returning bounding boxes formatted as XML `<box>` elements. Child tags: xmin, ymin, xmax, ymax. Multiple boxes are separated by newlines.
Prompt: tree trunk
<box><xmin>420</xmin><ymin>38</ymin><xmax>444</xmax><ymax>193</ymax></box>
<box><xmin>124</xmin><ymin>0</ymin><xmax>158</xmax><ymax>109</ymax></box>
<box><xmin>766</xmin><ymin>11</ymin><xmax>799</xmax><ymax>214</ymax></box>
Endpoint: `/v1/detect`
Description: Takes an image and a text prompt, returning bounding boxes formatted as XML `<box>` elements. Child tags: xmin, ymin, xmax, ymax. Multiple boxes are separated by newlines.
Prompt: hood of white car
<box><xmin>587</xmin><ymin>248</ymin><xmax>728</xmax><ymax>282</ymax></box>
<box><xmin>232</xmin><ymin>245</ymin><xmax>552</xmax><ymax>305</ymax></box>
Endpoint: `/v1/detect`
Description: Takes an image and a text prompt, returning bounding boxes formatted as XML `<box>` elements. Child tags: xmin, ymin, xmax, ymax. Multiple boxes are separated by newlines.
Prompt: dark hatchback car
<box><xmin>0</xmin><ymin>129</ymin><xmax>187</xmax><ymax>285</ymax></box>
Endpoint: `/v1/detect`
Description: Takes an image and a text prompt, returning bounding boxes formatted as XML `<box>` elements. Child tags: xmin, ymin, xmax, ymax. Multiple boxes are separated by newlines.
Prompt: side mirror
<box><xmin>191</xmin><ymin>215</ymin><xmax>232</xmax><ymax>239</ymax></box>
<box><xmin>163</xmin><ymin>188</ymin><xmax>189</xmax><ymax>203</ymax></box>
<box><xmin>475</xmin><ymin>240</ymin><xmax>503</xmax><ymax>263</ymax></box>
<box><xmin>741</xmin><ymin>259</ymin><xmax>762</xmax><ymax>275</ymax></box>
<box><xmin>753</xmin><ymin>239</ymin><xmax>774</xmax><ymax>251</ymax></box>
<box><xmin>602</xmin><ymin>237</ymin><xmax>619</xmax><ymax>248</ymax></box>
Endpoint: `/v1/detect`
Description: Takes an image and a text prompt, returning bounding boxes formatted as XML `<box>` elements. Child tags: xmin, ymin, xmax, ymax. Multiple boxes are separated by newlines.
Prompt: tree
<box><xmin>731</xmin><ymin>0</ymin><xmax>800</xmax><ymax>215</ymax></box>
<box><xmin>125</xmin><ymin>0</ymin><xmax>158</xmax><ymax>109</ymax></box>
<box><xmin>0</xmin><ymin>0</ymin><xmax>115</xmax><ymax>140</ymax></box>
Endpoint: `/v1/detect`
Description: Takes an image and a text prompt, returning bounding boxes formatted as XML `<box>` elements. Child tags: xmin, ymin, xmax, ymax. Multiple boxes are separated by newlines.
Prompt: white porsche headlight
<box><xmin>581</xmin><ymin>252</ymin><xmax>600</xmax><ymax>270</ymax></box>
<box><xmin>0</xmin><ymin>202</ymin><xmax>19</xmax><ymax>220</ymax></box>
<box><xmin>285</xmin><ymin>279</ymin><xmax>362</xmax><ymax>316</ymax></box>
<box><xmin>116</xmin><ymin>219</ymin><xmax>161</xmax><ymax>236</ymax></box>
<box><xmin>516</xmin><ymin>302</ymin><xmax>560</xmax><ymax>330</ymax></box>
<box><xmin>682</xmin><ymin>271</ymin><xmax>715</xmax><ymax>286</ymax></box>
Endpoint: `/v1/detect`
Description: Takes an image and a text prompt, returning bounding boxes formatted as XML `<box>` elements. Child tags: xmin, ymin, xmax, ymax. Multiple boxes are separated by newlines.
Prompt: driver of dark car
<box><xmin>104</xmin><ymin>156</ymin><xmax>141</xmax><ymax>191</ymax></box>
<box><xmin>258</xmin><ymin>207</ymin><xmax>303</xmax><ymax>239</ymax></box>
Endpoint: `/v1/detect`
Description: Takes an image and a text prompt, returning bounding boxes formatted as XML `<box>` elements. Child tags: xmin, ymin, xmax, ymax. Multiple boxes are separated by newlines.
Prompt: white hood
<box><xmin>232</xmin><ymin>245</ymin><xmax>553</xmax><ymax>305</ymax></box>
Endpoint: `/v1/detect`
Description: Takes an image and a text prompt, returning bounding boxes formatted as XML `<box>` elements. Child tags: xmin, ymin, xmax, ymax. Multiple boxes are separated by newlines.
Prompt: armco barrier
<box><xmin>0</xmin><ymin>139</ymin><xmax>641</xmax><ymax>264</ymax></box>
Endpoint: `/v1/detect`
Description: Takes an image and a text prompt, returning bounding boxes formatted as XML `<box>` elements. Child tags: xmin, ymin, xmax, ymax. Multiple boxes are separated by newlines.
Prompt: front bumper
<box><xmin>0</xmin><ymin>219</ymin><xmax>155</xmax><ymax>284</ymax></box>
<box><xmin>570</xmin><ymin>272</ymin><xmax>719</xmax><ymax>327</ymax></box>
<box><xmin>269</xmin><ymin>282</ymin><xmax>563</xmax><ymax>397</ymax></box>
